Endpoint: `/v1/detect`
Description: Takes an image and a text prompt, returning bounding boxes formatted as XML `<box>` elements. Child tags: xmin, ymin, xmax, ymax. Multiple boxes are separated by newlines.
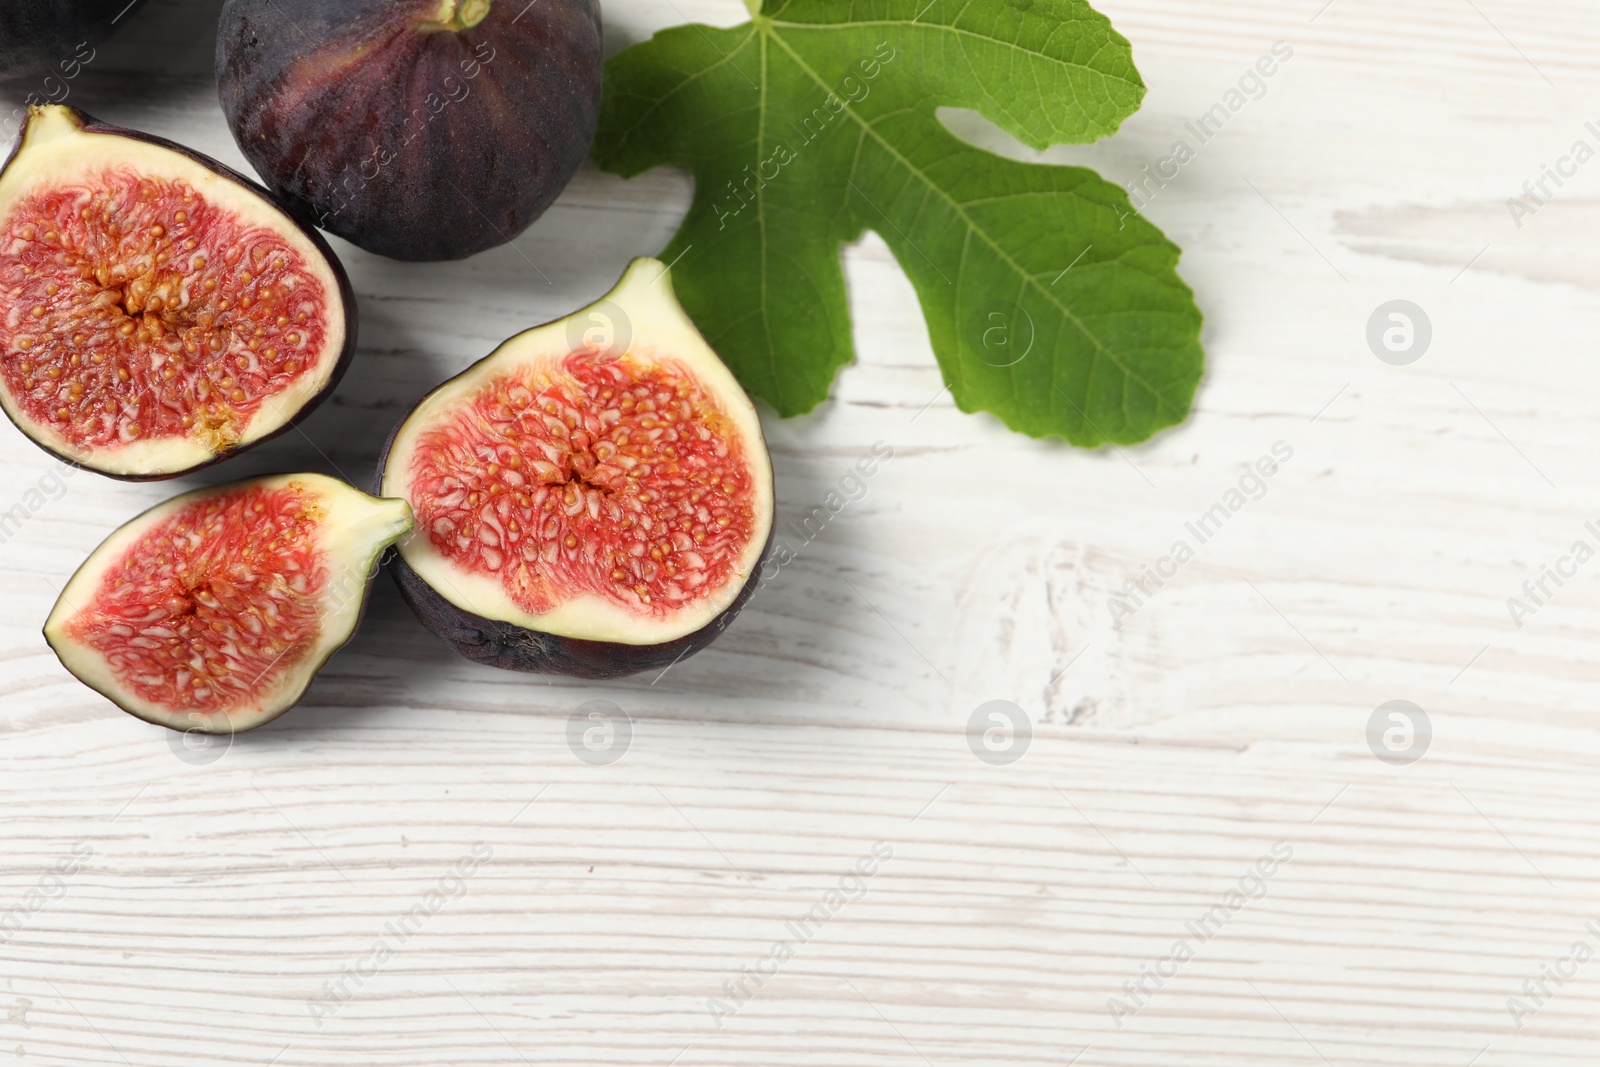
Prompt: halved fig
<box><xmin>45</xmin><ymin>473</ymin><xmax>412</xmax><ymax>733</ymax></box>
<box><xmin>0</xmin><ymin>105</ymin><xmax>356</xmax><ymax>480</ymax></box>
<box><xmin>378</xmin><ymin>258</ymin><xmax>775</xmax><ymax>678</ymax></box>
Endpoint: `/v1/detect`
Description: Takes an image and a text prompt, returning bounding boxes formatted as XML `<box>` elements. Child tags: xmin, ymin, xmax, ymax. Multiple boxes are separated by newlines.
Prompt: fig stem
<box><xmin>423</xmin><ymin>0</ymin><xmax>491</xmax><ymax>31</ymax></box>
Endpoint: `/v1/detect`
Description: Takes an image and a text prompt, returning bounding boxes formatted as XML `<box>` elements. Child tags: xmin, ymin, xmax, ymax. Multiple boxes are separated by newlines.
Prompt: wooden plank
<box><xmin>2</xmin><ymin>0</ymin><xmax>1599</xmax><ymax>1063</ymax></box>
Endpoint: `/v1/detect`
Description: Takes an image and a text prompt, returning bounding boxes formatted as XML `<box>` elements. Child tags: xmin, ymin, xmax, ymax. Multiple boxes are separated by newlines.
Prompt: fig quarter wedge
<box><xmin>45</xmin><ymin>473</ymin><xmax>412</xmax><ymax>734</ymax></box>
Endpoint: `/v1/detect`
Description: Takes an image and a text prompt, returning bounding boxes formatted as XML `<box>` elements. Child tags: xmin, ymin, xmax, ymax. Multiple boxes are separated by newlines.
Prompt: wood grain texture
<box><xmin>3</xmin><ymin>0</ymin><xmax>1600</xmax><ymax>1063</ymax></box>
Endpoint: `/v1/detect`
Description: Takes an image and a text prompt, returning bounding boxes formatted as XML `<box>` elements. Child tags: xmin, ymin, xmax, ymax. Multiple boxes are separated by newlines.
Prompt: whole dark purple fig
<box><xmin>0</xmin><ymin>1</ymin><xmax>148</xmax><ymax>79</ymax></box>
<box><xmin>216</xmin><ymin>0</ymin><xmax>602</xmax><ymax>261</ymax></box>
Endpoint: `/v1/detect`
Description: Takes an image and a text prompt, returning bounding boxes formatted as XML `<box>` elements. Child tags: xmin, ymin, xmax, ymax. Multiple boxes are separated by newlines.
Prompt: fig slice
<box><xmin>0</xmin><ymin>105</ymin><xmax>356</xmax><ymax>480</ymax></box>
<box><xmin>379</xmin><ymin>257</ymin><xmax>775</xmax><ymax>678</ymax></box>
<box><xmin>44</xmin><ymin>473</ymin><xmax>413</xmax><ymax>734</ymax></box>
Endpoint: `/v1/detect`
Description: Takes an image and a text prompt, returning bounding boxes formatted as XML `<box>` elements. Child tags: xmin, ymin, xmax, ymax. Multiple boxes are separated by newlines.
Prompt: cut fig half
<box><xmin>0</xmin><ymin>105</ymin><xmax>356</xmax><ymax>480</ymax></box>
<box><xmin>379</xmin><ymin>257</ymin><xmax>775</xmax><ymax>678</ymax></box>
<box><xmin>45</xmin><ymin>473</ymin><xmax>413</xmax><ymax>734</ymax></box>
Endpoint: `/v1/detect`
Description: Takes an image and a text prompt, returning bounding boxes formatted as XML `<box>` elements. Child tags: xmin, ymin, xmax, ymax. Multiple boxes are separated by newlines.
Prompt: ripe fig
<box><xmin>45</xmin><ymin>473</ymin><xmax>413</xmax><ymax>734</ymax></box>
<box><xmin>378</xmin><ymin>258</ymin><xmax>775</xmax><ymax>678</ymax></box>
<box><xmin>0</xmin><ymin>1</ymin><xmax>147</xmax><ymax>79</ymax></box>
<box><xmin>0</xmin><ymin>105</ymin><xmax>357</xmax><ymax>480</ymax></box>
<box><xmin>216</xmin><ymin>0</ymin><xmax>603</xmax><ymax>261</ymax></box>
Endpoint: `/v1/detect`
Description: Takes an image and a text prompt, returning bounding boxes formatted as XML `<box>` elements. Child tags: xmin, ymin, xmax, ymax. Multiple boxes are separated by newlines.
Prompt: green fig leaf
<box><xmin>593</xmin><ymin>0</ymin><xmax>1204</xmax><ymax>444</ymax></box>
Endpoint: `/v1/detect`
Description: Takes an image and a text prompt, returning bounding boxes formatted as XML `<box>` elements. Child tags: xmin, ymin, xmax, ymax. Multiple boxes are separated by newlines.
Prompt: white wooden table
<box><xmin>3</xmin><ymin>0</ymin><xmax>1599</xmax><ymax>1063</ymax></box>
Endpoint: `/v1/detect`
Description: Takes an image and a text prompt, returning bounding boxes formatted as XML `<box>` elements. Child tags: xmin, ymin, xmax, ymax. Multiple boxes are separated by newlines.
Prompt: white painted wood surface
<box><xmin>4</xmin><ymin>0</ymin><xmax>1600</xmax><ymax>1063</ymax></box>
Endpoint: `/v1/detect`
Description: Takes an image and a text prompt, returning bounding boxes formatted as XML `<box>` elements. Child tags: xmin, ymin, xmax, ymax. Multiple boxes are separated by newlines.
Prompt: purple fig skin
<box><xmin>216</xmin><ymin>0</ymin><xmax>603</xmax><ymax>261</ymax></box>
<box><xmin>0</xmin><ymin>106</ymin><xmax>357</xmax><ymax>482</ymax></box>
<box><xmin>0</xmin><ymin>1</ymin><xmax>148</xmax><ymax>79</ymax></box>
<box><xmin>374</xmin><ymin>385</ymin><xmax>771</xmax><ymax>680</ymax></box>
<box><xmin>386</xmin><ymin>535</ymin><xmax>770</xmax><ymax>679</ymax></box>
